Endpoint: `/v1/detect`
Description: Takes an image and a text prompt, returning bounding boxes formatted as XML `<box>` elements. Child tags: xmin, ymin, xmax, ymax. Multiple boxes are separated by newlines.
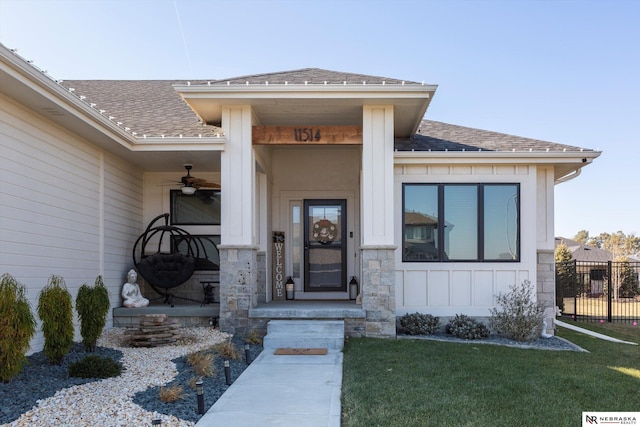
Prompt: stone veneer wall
<box><xmin>537</xmin><ymin>249</ymin><xmax>556</xmax><ymax>336</ymax></box>
<box><xmin>361</xmin><ymin>247</ymin><xmax>396</xmax><ymax>337</ymax></box>
<box><xmin>256</xmin><ymin>251</ymin><xmax>267</xmax><ymax>304</ymax></box>
<box><xmin>218</xmin><ymin>247</ymin><xmax>258</xmax><ymax>335</ymax></box>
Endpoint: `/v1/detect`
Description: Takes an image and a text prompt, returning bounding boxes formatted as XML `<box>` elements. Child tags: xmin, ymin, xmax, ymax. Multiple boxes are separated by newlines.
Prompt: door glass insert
<box><xmin>292</xmin><ymin>204</ymin><xmax>301</xmax><ymax>279</ymax></box>
<box><xmin>304</xmin><ymin>200</ymin><xmax>347</xmax><ymax>292</ymax></box>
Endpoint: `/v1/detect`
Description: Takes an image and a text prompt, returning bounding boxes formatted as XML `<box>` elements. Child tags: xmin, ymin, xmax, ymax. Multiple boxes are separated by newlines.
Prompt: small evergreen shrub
<box><xmin>0</xmin><ymin>273</ymin><xmax>36</xmax><ymax>382</ymax></box>
<box><xmin>38</xmin><ymin>275</ymin><xmax>74</xmax><ymax>364</ymax></box>
<box><xmin>68</xmin><ymin>355</ymin><xmax>123</xmax><ymax>379</ymax></box>
<box><xmin>445</xmin><ymin>314</ymin><xmax>490</xmax><ymax>340</ymax></box>
<box><xmin>489</xmin><ymin>280</ymin><xmax>545</xmax><ymax>342</ymax></box>
<box><xmin>76</xmin><ymin>276</ymin><xmax>110</xmax><ymax>352</ymax></box>
<box><xmin>399</xmin><ymin>312</ymin><xmax>440</xmax><ymax>335</ymax></box>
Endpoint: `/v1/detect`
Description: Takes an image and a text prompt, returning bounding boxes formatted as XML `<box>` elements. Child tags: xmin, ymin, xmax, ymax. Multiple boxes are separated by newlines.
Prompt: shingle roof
<box><xmin>405</xmin><ymin>211</ymin><xmax>438</xmax><ymax>226</ymax></box>
<box><xmin>555</xmin><ymin>237</ymin><xmax>614</xmax><ymax>262</ymax></box>
<box><xmin>396</xmin><ymin>120</ymin><xmax>590</xmax><ymax>153</ymax></box>
<box><xmin>203</xmin><ymin>68</ymin><xmax>421</xmax><ymax>85</ymax></box>
<box><xmin>63</xmin><ymin>80</ymin><xmax>222</xmax><ymax>137</ymax></box>
<box><xmin>63</xmin><ymin>70</ymin><xmax>594</xmax><ymax>153</ymax></box>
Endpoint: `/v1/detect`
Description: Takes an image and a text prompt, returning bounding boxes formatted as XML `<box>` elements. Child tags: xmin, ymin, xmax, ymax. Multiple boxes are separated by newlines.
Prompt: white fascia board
<box><xmin>393</xmin><ymin>150</ymin><xmax>601</xmax><ymax>165</ymax></box>
<box><xmin>1</xmin><ymin>46</ymin><xmax>137</xmax><ymax>149</ymax></box>
<box><xmin>131</xmin><ymin>137</ymin><xmax>225</xmax><ymax>151</ymax></box>
<box><xmin>174</xmin><ymin>83</ymin><xmax>437</xmax><ymax>99</ymax></box>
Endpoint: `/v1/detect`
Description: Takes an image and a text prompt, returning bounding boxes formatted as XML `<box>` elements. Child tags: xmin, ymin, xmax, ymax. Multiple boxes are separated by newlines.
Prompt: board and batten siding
<box><xmin>0</xmin><ymin>95</ymin><xmax>143</xmax><ymax>353</ymax></box>
<box><xmin>393</xmin><ymin>163</ymin><xmax>539</xmax><ymax>318</ymax></box>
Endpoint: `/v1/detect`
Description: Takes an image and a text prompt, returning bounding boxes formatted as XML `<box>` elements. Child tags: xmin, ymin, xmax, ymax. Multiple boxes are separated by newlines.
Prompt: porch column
<box><xmin>219</xmin><ymin>105</ymin><xmax>258</xmax><ymax>334</ymax></box>
<box><xmin>361</xmin><ymin>105</ymin><xmax>396</xmax><ymax>338</ymax></box>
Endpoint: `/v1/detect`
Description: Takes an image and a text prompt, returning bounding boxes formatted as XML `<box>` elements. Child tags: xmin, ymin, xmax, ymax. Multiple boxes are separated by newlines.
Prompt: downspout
<box><xmin>554</xmin><ymin>168</ymin><xmax>581</xmax><ymax>185</ymax></box>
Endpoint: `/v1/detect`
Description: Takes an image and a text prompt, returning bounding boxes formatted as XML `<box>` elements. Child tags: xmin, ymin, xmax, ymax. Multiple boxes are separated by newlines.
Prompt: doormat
<box><xmin>274</xmin><ymin>348</ymin><xmax>328</xmax><ymax>355</ymax></box>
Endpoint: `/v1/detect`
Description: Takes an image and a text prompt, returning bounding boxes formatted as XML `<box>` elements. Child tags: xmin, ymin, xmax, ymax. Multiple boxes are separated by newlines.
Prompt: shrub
<box><xmin>68</xmin><ymin>355</ymin><xmax>122</xmax><ymax>379</ymax></box>
<box><xmin>212</xmin><ymin>339</ymin><xmax>241</xmax><ymax>360</ymax></box>
<box><xmin>76</xmin><ymin>276</ymin><xmax>110</xmax><ymax>352</ymax></box>
<box><xmin>489</xmin><ymin>280</ymin><xmax>545</xmax><ymax>342</ymax></box>
<box><xmin>187</xmin><ymin>350</ymin><xmax>216</xmax><ymax>377</ymax></box>
<box><xmin>159</xmin><ymin>385</ymin><xmax>184</xmax><ymax>402</ymax></box>
<box><xmin>244</xmin><ymin>329</ymin><xmax>263</xmax><ymax>345</ymax></box>
<box><xmin>38</xmin><ymin>275</ymin><xmax>74</xmax><ymax>364</ymax></box>
<box><xmin>445</xmin><ymin>314</ymin><xmax>490</xmax><ymax>340</ymax></box>
<box><xmin>399</xmin><ymin>312</ymin><xmax>440</xmax><ymax>335</ymax></box>
<box><xmin>0</xmin><ymin>273</ymin><xmax>37</xmax><ymax>382</ymax></box>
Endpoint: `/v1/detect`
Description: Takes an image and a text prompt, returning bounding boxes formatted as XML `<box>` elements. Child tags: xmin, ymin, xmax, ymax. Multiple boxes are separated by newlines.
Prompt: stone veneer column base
<box><xmin>361</xmin><ymin>247</ymin><xmax>397</xmax><ymax>338</ymax></box>
<box><xmin>537</xmin><ymin>249</ymin><xmax>556</xmax><ymax>336</ymax></box>
<box><xmin>218</xmin><ymin>246</ymin><xmax>257</xmax><ymax>335</ymax></box>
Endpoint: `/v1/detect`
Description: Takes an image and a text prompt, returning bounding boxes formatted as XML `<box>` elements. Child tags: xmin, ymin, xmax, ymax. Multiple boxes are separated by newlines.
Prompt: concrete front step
<box><xmin>263</xmin><ymin>320</ymin><xmax>345</xmax><ymax>351</ymax></box>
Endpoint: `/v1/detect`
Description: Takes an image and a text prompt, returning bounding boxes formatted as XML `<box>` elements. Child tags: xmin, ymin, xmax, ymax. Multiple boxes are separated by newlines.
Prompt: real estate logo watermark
<box><xmin>583</xmin><ymin>412</ymin><xmax>639</xmax><ymax>426</ymax></box>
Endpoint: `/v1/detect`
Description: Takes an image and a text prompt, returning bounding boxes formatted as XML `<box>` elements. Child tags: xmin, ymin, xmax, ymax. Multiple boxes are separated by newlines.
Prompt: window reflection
<box><xmin>402</xmin><ymin>183</ymin><xmax>519</xmax><ymax>262</ymax></box>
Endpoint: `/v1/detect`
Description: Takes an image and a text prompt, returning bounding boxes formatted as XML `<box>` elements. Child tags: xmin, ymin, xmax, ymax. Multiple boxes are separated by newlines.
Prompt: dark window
<box><xmin>590</xmin><ymin>269</ymin><xmax>606</xmax><ymax>281</ymax></box>
<box><xmin>170</xmin><ymin>190</ymin><xmax>221</xmax><ymax>225</ymax></box>
<box><xmin>402</xmin><ymin>183</ymin><xmax>520</xmax><ymax>262</ymax></box>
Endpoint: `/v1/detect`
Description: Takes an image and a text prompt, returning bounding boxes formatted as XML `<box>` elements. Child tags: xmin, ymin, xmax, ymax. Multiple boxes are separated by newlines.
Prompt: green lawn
<box><xmin>341</xmin><ymin>323</ymin><xmax>640</xmax><ymax>427</ymax></box>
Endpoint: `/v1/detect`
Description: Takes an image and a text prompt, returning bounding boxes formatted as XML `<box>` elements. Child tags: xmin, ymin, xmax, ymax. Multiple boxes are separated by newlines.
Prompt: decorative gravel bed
<box><xmin>0</xmin><ymin>328</ymin><xmax>262</xmax><ymax>427</ymax></box>
<box><xmin>0</xmin><ymin>344</ymin><xmax>124</xmax><ymax>425</ymax></box>
<box><xmin>132</xmin><ymin>336</ymin><xmax>263</xmax><ymax>423</ymax></box>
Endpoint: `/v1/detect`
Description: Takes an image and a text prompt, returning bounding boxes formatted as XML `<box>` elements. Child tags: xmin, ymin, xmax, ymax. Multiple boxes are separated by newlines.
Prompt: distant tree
<box><xmin>574</xmin><ymin>230</ymin><xmax>589</xmax><ymax>244</ymax></box>
<box><xmin>555</xmin><ymin>243</ymin><xmax>575</xmax><ymax>312</ymax></box>
<box><xmin>588</xmin><ymin>231</ymin><xmax>640</xmax><ymax>258</ymax></box>
<box><xmin>613</xmin><ymin>256</ymin><xmax>639</xmax><ymax>299</ymax></box>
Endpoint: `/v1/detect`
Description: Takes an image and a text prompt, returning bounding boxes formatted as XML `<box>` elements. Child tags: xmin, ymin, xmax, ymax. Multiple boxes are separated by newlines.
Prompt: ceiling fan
<box><xmin>177</xmin><ymin>164</ymin><xmax>220</xmax><ymax>195</ymax></box>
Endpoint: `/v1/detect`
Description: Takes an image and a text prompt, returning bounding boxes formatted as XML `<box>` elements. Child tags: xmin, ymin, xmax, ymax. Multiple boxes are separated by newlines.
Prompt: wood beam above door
<box><xmin>252</xmin><ymin>126</ymin><xmax>362</xmax><ymax>145</ymax></box>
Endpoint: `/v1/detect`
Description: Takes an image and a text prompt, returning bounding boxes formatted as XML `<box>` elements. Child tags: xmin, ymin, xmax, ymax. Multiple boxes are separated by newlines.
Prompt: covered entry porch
<box><xmin>173</xmin><ymin>70</ymin><xmax>436</xmax><ymax>338</ymax></box>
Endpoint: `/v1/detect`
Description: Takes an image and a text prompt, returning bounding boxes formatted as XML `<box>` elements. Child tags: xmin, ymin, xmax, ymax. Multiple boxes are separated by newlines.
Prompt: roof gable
<box><xmin>207</xmin><ymin>68</ymin><xmax>422</xmax><ymax>86</ymax></box>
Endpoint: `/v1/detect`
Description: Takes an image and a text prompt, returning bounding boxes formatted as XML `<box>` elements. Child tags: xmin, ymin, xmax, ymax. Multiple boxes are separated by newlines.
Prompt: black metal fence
<box><xmin>556</xmin><ymin>260</ymin><xmax>640</xmax><ymax>323</ymax></box>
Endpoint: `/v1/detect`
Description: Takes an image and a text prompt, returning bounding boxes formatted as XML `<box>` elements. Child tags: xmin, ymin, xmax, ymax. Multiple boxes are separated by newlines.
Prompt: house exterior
<box><xmin>0</xmin><ymin>42</ymin><xmax>601</xmax><ymax>352</ymax></box>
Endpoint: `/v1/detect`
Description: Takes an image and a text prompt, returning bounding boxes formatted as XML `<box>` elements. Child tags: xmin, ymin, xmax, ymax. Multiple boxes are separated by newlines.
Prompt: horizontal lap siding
<box><xmin>1</xmin><ymin>97</ymin><xmax>143</xmax><ymax>352</ymax></box>
<box><xmin>394</xmin><ymin>163</ymin><xmax>537</xmax><ymax>318</ymax></box>
<box><xmin>102</xmin><ymin>154</ymin><xmax>143</xmax><ymax>313</ymax></box>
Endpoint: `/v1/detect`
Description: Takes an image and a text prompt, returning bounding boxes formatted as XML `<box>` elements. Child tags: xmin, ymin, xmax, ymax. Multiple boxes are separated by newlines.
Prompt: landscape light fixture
<box><xmin>196</xmin><ymin>380</ymin><xmax>205</xmax><ymax>414</ymax></box>
<box><xmin>224</xmin><ymin>360</ymin><xmax>232</xmax><ymax>385</ymax></box>
<box><xmin>244</xmin><ymin>344</ymin><xmax>251</xmax><ymax>365</ymax></box>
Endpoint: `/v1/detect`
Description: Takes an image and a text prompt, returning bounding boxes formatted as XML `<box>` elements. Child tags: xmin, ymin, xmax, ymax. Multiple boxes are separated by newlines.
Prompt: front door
<box><xmin>304</xmin><ymin>199</ymin><xmax>347</xmax><ymax>292</ymax></box>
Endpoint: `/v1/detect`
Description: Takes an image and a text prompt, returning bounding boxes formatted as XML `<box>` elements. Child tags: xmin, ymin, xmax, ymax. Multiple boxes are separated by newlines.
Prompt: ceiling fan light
<box><xmin>181</xmin><ymin>186</ymin><xmax>196</xmax><ymax>195</ymax></box>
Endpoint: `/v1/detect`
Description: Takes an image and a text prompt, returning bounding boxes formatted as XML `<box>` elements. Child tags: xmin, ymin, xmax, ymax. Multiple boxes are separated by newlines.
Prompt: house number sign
<box><xmin>294</xmin><ymin>128</ymin><xmax>321</xmax><ymax>142</ymax></box>
<box><xmin>252</xmin><ymin>126</ymin><xmax>362</xmax><ymax>145</ymax></box>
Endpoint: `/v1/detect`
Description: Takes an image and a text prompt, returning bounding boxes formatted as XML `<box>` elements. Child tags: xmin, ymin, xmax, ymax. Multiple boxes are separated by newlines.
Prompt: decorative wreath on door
<box><xmin>313</xmin><ymin>219</ymin><xmax>337</xmax><ymax>245</ymax></box>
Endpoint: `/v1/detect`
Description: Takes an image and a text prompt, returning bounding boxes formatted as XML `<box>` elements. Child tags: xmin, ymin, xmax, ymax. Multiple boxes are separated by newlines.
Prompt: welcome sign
<box><xmin>272</xmin><ymin>232</ymin><xmax>286</xmax><ymax>301</ymax></box>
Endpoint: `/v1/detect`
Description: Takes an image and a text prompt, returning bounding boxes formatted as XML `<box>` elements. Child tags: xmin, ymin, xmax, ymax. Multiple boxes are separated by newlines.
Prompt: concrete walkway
<box><xmin>195</xmin><ymin>349</ymin><xmax>343</xmax><ymax>427</ymax></box>
<box><xmin>555</xmin><ymin>319</ymin><xmax>638</xmax><ymax>345</ymax></box>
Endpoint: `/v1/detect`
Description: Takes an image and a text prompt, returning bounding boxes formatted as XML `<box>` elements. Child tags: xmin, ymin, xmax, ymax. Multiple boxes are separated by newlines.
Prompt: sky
<box><xmin>1</xmin><ymin>0</ymin><xmax>638</xmax><ymax>239</ymax></box>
